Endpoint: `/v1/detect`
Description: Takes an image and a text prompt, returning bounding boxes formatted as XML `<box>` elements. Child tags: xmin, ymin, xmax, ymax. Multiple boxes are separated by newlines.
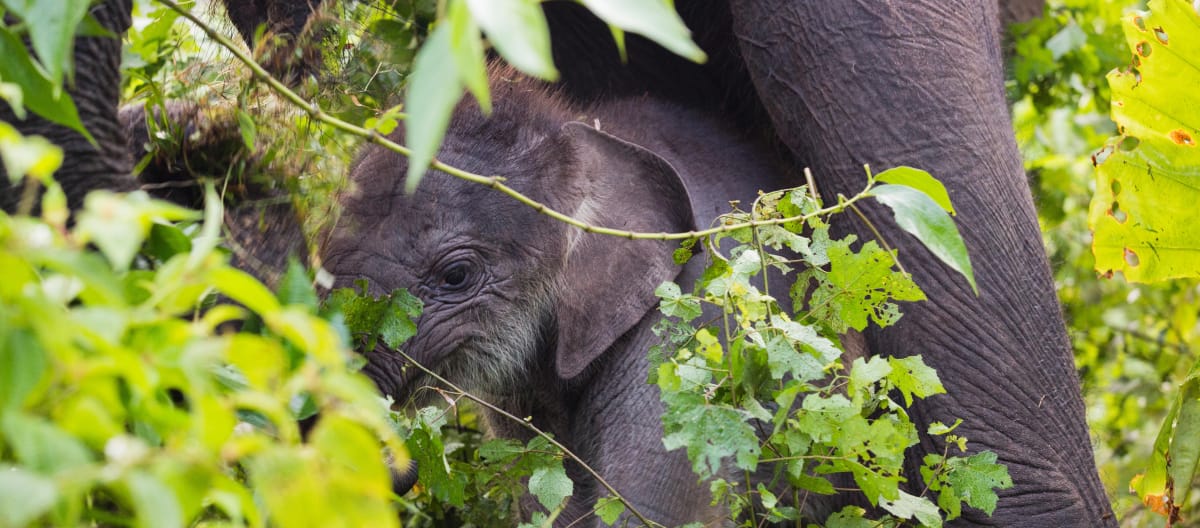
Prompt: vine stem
<box><xmin>156</xmin><ymin>0</ymin><xmax>874</xmax><ymax>242</ymax></box>
<box><xmin>391</xmin><ymin>349</ymin><xmax>665</xmax><ymax>528</ymax></box>
<box><xmin>847</xmin><ymin>201</ymin><xmax>908</xmax><ymax>276</ymax></box>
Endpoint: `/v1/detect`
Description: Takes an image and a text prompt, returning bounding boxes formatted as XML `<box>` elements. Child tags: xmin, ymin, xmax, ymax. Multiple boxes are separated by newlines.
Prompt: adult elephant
<box><xmin>536</xmin><ymin>2</ymin><xmax>1114</xmax><ymax>526</ymax></box>
<box><xmin>727</xmin><ymin>4</ymin><xmax>1114</xmax><ymax>526</ymax></box>
<box><xmin>0</xmin><ymin>0</ymin><xmax>1112</xmax><ymax>526</ymax></box>
<box><xmin>508</xmin><ymin>4</ymin><xmax>1112</xmax><ymax>527</ymax></box>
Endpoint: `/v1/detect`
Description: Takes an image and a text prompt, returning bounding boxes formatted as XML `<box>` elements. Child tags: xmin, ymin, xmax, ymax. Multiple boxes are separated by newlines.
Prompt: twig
<box><xmin>155</xmin><ymin>0</ymin><xmax>874</xmax><ymax>242</ymax></box>
<box><xmin>847</xmin><ymin>201</ymin><xmax>907</xmax><ymax>276</ymax></box>
<box><xmin>392</xmin><ymin>348</ymin><xmax>665</xmax><ymax>528</ymax></box>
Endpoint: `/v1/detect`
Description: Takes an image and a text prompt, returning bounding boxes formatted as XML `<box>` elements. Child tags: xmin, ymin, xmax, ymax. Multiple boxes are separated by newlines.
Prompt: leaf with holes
<box><xmin>1089</xmin><ymin>0</ymin><xmax>1200</xmax><ymax>282</ymax></box>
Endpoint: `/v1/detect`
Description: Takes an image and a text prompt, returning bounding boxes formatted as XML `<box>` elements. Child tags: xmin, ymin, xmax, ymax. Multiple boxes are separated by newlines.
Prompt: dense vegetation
<box><xmin>0</xmin><ymin>0</ymin><xmax>1197</xmax><ymax>526</ymax></box>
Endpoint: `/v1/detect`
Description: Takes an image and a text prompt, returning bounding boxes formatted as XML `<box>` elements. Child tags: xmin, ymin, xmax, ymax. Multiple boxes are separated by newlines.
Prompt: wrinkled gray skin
<box><xmin>323</xmin><ymin>74</ymin><xmax>794</xmax><ymax>525</ymax></box>
<box><xmin>728</xmin><ymin>3</ymin><xmax>1114</xmax><ymax>526</ymax></box>
<box><xmin>546</xmin><ymin>2</ymin><xmax>1112</xmax><ymax>526</ymax></box>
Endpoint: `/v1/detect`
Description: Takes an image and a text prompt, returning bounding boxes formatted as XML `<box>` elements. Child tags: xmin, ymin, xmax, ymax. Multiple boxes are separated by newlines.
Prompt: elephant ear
<box><xmin>554</xmin><ymin>122</ymin><xmax>696</xmax><ymax>380</ymax></box>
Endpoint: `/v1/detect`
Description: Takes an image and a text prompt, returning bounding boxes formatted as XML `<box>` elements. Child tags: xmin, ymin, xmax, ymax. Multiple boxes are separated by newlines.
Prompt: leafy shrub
<box><xmin>0</xmin><ymin>131</ymin><xmax>405</xmax><ymax>527</ymax></box>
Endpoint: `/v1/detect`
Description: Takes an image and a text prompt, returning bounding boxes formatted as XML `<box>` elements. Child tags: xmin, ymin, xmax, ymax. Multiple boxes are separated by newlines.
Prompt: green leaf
<box><xmin>807</xmin><ymin>238</ymin><xmax>925</xmax><ymax>332</ymax></box>
<box><xmin>1088</xmin><ymin>0</ymin><xmax>1200</xmax><ymax>282</ymax></box>
<box><xmin>886</xmin><ymin>355</ymin><xmax>946</xmax><ymax>406</ymax></box>
<box><xmin>1168</xmin><ymin>375</ymin><xmax>1200</xmax><ymax>509</ymax></box>
<box><xmin>144</xmin><ymin>223</ymin><xmax>192</xmax><ymax>262</ymax></box>
<box><xmin>2</xmin><ymin>413</ymin><xmax>93</xmax><ymax>474</ymax></box>
<box><xmin>847</xmin><ymin>356</ymin><xmax>891</xmax><ymax>401</ymax></box>
<box><xmin>1045</xmin><ymin>20</ymin><xmax>1088</xmax><ymax>59</ymax></box>
<box><xmin>879</xmin><ymin>490</ymin><xmax>943</xmax><ymax>528</ymax></box>
<box><xmin>236</xmin><ymin>109</ymin><xmax>256</xmax><ymax>150</ymax></box>
<box><xmin>655</xmin><ymin>281</ymin><xmax>702</xmax><ymax>321</ymax></box>
<box><xmin>824</xmin><ymin>506</ymin><xmax>873</xmax><ymax>528</ymax></box>
<box><xmin>404</xmin><ymin>25</ymin><xmax>462</xmax><ymax>194</ymax></box>
<box><xmin>276</xmin><ymin>259</ymin><xmax>318</xmax><ymax>311</ymax></box>
<box><xmin>212</xmin><ymin>267</ymin><xmax>282</xmax><ymax>317</ymax></box>
<box><xmin>875</xmin><ymin>166</ymin><xmax>955</xmax><ymax>215</ymax></box>
<box><xmin>764</xmin><ymin>334</ymin><xmax>825</xmax><ymax>382</ymax></box>
<box><xmin>941</xmin><ymin>451</ymin><xmax>1013</xmax><ymax>517</ymax></box>
<box><xmin>529</xmin><ymin>462</ymin><xmax>573</xmax><ymax>511</ymax></box>
<box><xmin>0</xmin><ymin>121</ymin><xmax>64</xmax><ymax>185</ymax></box>
<box><xmin>661</xmin><ymin>391</ymin><xmax>759</xmax><ymax>478</ymax></box>
<box><xmin>75</xmin><ymin>191</ymin><xmax>198</xmax><ymax>271</ymax></box>
<box><xmin>2</xmin><ymin>0</ymin><xmax>91</xmax><ymax>87</ymax></box>
<box><xmin>869</xmin><ymin>183</ymin><xmax>977</xmax><ymax>294</ymax></box>
<box><xmin>577</xmin><ymin>0</ymin><xmax>706</xmax><ymax>62</ymax></box>
<box><xmin>594</xmin><ymin>495</ymin><xmax>625</xmax><ymax>526</ymax></box>
<box><xmin>448</xmin><ymin>0</ymin><xmax>491</xmax><ymax>114</ymax></box>
<box><xmin>380</xmin><ymin>289</ymin><xmax>422</xmax><ymax>349</ymax></box>
<box><xmin>125</xmin><ymin>471</ymin><xmax>184</xmax><ymax>528</ymax></box>
<box><xmin>409</xmin><ymin>423</ymin><xmax>467</xmax><ymax>506</ymax></box>
<box><xmin>465</xmin><ymin>0</ymin><xmax>558</xmax><ymax>80</ymax></box>
<box><xmin>0</xmin><ymin>26</ymin><xmax>90</xmax><ymax>141</ymax></box>
<box><xmin>0</xmin><ymin>329</ymin><xmax>46</xmax><ymax>414</ymax></box>
<box><xmin>0</xmin><ymin>466</ymin><xmax>58</xmax><ymax>527</ymax></box>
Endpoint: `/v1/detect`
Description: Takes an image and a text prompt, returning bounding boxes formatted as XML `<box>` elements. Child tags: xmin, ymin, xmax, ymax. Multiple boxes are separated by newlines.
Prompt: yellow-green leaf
<box><xmin>1089</xmin><ymin>0</ymin><xmax>1200</xmax><ymax>282</ymax></box>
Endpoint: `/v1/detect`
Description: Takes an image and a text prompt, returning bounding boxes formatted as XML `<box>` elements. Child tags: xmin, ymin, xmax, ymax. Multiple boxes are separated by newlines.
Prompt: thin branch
<box><xmin>847</xmin><ymin>201</ymin><xmax>908</xmax><ymax>276</ymax></box>
<box><xmin>156</xmin><ymin>0</ymin><xmax>874</xmax><ymax>242</ymax></box>
<box><xmin>392</xmin><ymin>348</ymin><xmax>665</xmax><ymax>528</ymax></box>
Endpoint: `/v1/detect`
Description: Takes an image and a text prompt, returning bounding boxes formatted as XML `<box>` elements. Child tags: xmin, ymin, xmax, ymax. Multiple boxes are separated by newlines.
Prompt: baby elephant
<box><xmin>322</xmin><ymin>68</ymin><xmax>794</xmax><ymax>526</ymax></box>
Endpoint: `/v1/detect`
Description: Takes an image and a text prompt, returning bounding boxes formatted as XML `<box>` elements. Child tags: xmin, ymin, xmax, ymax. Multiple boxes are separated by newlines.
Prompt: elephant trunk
<box><xmin>731</xmin><ymin>1</ymin><xmax>1114</xmax><ymax>525</ymax></box>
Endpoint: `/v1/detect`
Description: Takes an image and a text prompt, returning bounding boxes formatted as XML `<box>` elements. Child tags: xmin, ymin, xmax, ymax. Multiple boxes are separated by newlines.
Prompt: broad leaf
<box><xmin>2</xmin><ymin>0</ymin><xmax>91</xmax><ymax>87</ymax></box>
<box><xmin>404</xmin><ymin>25</ymin><xmax>462</xmax><ymax>193</ymax></box>
<box><xmin>0</xmin><ymin>466</ymin><xmax>57</xmax><ymax>527</ymax></box>
<box><xmin>875</xmin><ymin>166</ymin><xmax>955</xmax><ymax>215</ymax></box>
<box><xmin>0</xmin><ymin>26</ymin><xmax>90</xmax><ymax>141</ymax></box>
<box><xmin>578</xmin><ymin>0</ymin><xmax>706</xmax><ymax>62</ymax></box>
<box><xmin>869</xmin><ymin>184</ymin><xmax>977</xmax><ymax>294</ymax></box>
<box><xmin>448</xmin><ymin>0</ymin><xmax>492</xmax><ymax>114</ymax></box>
<box><xmin>594</xmin><ymin>496</ymin><xmax>625</xmax><ymax>525</ymax></box>
<box><xmin>528</xmin><ymin>463</ymin><xmax>573</xmax><ymax>511</ymax></box>
<box><xmin>465</xmin><ymin>0</ymin><xmax>558</xmax><ymax>80</ymax></box>
<box><xmin>1089</xmin><ymin>0</ymin><xmax>1200</xmax><ymax>282</ymax></box>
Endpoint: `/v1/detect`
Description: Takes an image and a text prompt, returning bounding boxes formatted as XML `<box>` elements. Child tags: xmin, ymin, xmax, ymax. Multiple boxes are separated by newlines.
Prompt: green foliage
<box><xmin>1009</xmin><ymin>0</ymin><xmax>1200</xmax><ymax>525</ymax></box>
<box><xmin>651</xmin><ymin>175</ymin><xmax>1009</xmax><ymax>526</ymax></box>
<box><xmin>1087</xmin><ymin>2</ymin><xmax>1200</xmax><ymax>520</ymax></box>
<box><xmin>402</xmin><ymin>0</ymin><xmax>698</xmax><ymax>191</ymax></box>
<box><xmin>0</xmin><ymin>131</ymin><xmax>405</xmax><ymax>526</ymax></box>
<box><xmin>0</xmin><ymin>1</ymin><xmax>91</xmax><ymax>140</ymax></box>
<box><xmin>1089</xmin><ymin>0</ymin><xmax>1200</xmax><ymax>282</ymax></box>
<box><xmin>386</xmin><ymin>406</ymin><xmax>572</xmax><ymax>527</ymax></box>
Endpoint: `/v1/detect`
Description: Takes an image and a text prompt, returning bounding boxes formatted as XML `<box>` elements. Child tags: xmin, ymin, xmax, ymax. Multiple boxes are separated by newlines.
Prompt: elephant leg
<box><xmin>729</xmin><ymin>2</ymin><xmax>1112</xmax><ymax>526</ymax></box>
<box><xmin>0</xmin><ymin>0</ymin><xmax>134</xmax><ymax>213</ymax></box>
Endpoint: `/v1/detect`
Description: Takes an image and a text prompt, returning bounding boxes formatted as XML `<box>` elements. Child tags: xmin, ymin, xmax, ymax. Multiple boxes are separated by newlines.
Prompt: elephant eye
<box><xmin>437</xmin><ymin>261</ymin><xmax>473</xmax><ymax>292</ymax></box>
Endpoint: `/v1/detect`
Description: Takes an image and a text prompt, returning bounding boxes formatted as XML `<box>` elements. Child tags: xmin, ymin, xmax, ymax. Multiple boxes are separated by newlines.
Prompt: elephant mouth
<box><xmin>361</xmin><ymin>336</ymin><xmax>531</xmax><ymax>408</ymax></box>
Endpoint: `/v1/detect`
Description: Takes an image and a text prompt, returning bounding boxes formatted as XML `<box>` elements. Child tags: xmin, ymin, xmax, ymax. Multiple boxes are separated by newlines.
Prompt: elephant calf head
<box><xmin>324</xmin><ymin>66</ymin><xmax>795</xmax><ymax>526</ymax></box>
<box><xmin>322</xmin><ymin>73</ymin><xmax>696</xmax><ymax>404</ymax></box>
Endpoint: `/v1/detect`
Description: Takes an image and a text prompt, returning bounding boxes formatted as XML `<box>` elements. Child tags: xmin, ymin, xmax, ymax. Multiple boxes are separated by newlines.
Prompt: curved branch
<box><xmin>155</xmin><ymin>0</ymin><xmax>874</xmax><ymax>242</ymax></box>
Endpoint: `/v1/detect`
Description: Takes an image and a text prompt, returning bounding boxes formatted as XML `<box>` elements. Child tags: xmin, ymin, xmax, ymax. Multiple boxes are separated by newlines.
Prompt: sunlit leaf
<box><xmin>0</xmin><ymin>466</ymin><xmax>57</xmax><ymax>527</ymax></box>
<box><xmin>577</xmin><ymin>0</ymin><xmax>706</xmax><ymax>62</ymax></box>
<box><xmin>875</xmin><ymin>166</ymin><xmax>955</xmax><ymax>215</ymax></box>
<box><xmin>465</xmin><ymin>0</ymin><xmax>558</xmax><ymax>80</ymax></box>
<box><xmin>1089</xmin><ymin>0</ymin><xmax>1200</xmax><ymax>281</ymax></box>
<box><xmin>448</xmin><ymin>0</ymin><xmax>491</xmax><ymax>114</ymax></box>
<box><xmin>869</xmin><ymin>184</ymin><xmax>977</xmax><ymax>294</ymax></box>
<box><xmin>0</xmin><ymin>26</ymin><xmax>90</xmax><ymax>141</ymax></box>
<box><xmin>405</xmin><ymin>25</ymin><xmax>462</xmax><ymax>193</ymax></box>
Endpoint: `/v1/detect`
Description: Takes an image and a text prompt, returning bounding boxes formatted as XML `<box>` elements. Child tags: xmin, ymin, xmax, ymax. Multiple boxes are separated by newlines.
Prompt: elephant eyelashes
<box><xmin>435</xmin><ymin>260</ymin><xmax>475</xmax><ymax>293</ymax></box>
